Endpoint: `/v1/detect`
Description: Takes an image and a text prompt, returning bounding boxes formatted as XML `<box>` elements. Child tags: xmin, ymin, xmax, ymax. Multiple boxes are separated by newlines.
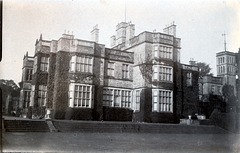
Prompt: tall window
<box><xmin>33</xmin><ymin>56</ymin><xmax>38</xmax><ymax>73</ymax></box>
<box><xmin>154</xmin><ymin>45</ymin><xmax>158</xmax><ymax>57</ymax></box>
<box><xmin>135</xmin><ymin>90</ymin><xmax>140</xmax><ymax>111</ymax></box>
<box><xmin>70</xmin><ymin>55</ymin><xmax>93</xmax><ymax>73</ymax></box>
<box><xmin>121</xmin><ymin>90</ymin><xmax>131</xmax><ymax>108</ymax></box>
<box><xmin>38</xmin><ymin>85</ymin><xmax>47</xmax><ymax>106</ymax></box>
<box><xmin>211</xmin><ymin>85</ymin><xmax>215</xmax><ymax>93</ymax></box>
<box><xmin>153</xmin><ymin>66</ymin><xmax>158</xmax><ymax>80</ymax></box>
<box><xmin>24</xmin><ymin>91</ymin><xmax>31</xmax><ymax>108</ymax></box>
<box><xmin>30</xmin><ymin>85</ymin><xmax>35</xmax><ymax>107</ymax></box>
<box><xmin>153</xmin><ymin>65</ymin><xmax>173</xmax><ymax>82</ymax></box>
<box><xmin>217</xmin><ymin>86</ymin><xmax>221</xmax><ymax>94</ymax></box>
<box><xmin>40</xmin><ymin>57</ymin><xmax>49</xmax><ymax>72</ymax></box>
<box><xmin>70</xmin><ymin>56</ymin><xmax>76</xmax><ymax>72</ymax></box>
<box><xmin>114</xmin><ymin>90</ymin><xmax>121</xmax><ymax>107</ymax></box>
<box><xmin>103</xmin><ymin>89</ymin><xmax>114</xmax><ymax>107</ymax></box>
<box><xmin>107</xmin><ymin>62</ymin><xmax>115</xmax><ymax>77</ymax></box>
<box><xmin>25</xmin><ymin>69</ymin><xmax>33</xmax><ymax>81</ymax></box>
<box><xmin>152</xmin><ymin>89</ymin><xmax>173</xmax><ymax>112</ymax></box>
<box><xmin>186</xmin><ymin>72</ymin><xmax>192</xmax><ymax>86</ymax></box>
<box><xmin>177</xmin><ymin>49</ymin><xmax>180</xmax><ymax>62</ymax></box>
<box><xmin>153</xmin><ymin>90</ymin><xmax>158</xmax><ymax>111</ymax></box>
<box><xmin>69</xmin><ymin>83</ymin><xmax>92</xmax><ymax>108</ymax></box>
<box><xmin>122</xmin><ymin>64</ymin><xmax>129</xmax><ymax>79</ymax></box>
<box><xmin>103</xmin><ymin>88</ymin><xmax>132</xmax><ymax>108</ymax></box>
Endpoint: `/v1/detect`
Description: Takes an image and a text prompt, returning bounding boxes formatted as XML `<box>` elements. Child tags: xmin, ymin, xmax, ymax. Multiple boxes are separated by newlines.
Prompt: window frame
<box><xmin>157</xmin><ymin>45</ymin><xmax>173</xmax><ymax>60</ymax></box>
<box><xmin>70</xmin><ymin>55</ymin><xmax>93</xmax><ymax>73</ymax></box>
<box><xmin>122</xmin><ymin>64</ymin><xmax>129</xmax><ymax>79</ymax></box>
<box><xmin>38</xmin><ymin>85</ymin><xmax>47</xmax><ymax>107</ymax></box>
<box><xmin>25</xmin><ymin>69</ymin><xmax>33</xmax><ymax>81</ymax></box>
<box><xmin>33</xmin><ymin>56</ymin><xmax>38</xmax><ymax>73</ymax></box>
<box><xmin>135</xmin><ymin>90</ymin><xmax>141</xmax><ymax>111</ymax></box>
<box><xmin>152</xmin><ymin>89</ymin><xmax>173</xmax><ymax>113</ymax></box>
<box><xmin>24</xmin><ymin>90</ymin><xmax>31</xmax><ymax>108</ymax></box>
<box><xmin>30</xmin><ymin>85</ymin><xmax>35</xmax><ymax>107</ymax></box>
<box><xmin>107</xmin><ymin>62</ymin><xmax>115</xmax><ymax>77</ymax></box>
<box><xmin>68</xmin><ymin>83</ymin><xmax>93</xmax><ymax>108</ymax></box>
<box><xmin>153</xmin><ymin>65</ymin><xmax>173</xmax><ymax>82</ymax></box>
<box><xmin>211</xmin><ymin>85</ymin><xmax>215</xmax><ymax>93</ymax></box>
<box><xmin>40</xmin><ymin>57</ymin><xmax>49</xmax><ymax>72</ymax></box>
<box><xmin>186</xmin><ymin>72</ymin><xmax>192</xmax><ymax>86</ymax></box>
<box><xmin>103</xmin><ymin>87</ymin><xmax>132</xmax><ymax>109</ymax></box>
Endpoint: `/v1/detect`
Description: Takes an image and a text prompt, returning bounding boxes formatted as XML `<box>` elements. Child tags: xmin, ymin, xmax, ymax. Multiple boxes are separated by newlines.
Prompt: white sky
<box><xmin>1</xmin><ymin>0</ymin><xmax>240</xmax><ymax>85</ymax></box>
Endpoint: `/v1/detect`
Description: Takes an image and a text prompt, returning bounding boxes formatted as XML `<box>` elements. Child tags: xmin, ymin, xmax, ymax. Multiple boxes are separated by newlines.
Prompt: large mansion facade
<box><xmin>19</xmin><ymin>22</ymin><xmax>199</xmax><ymax>123</ymax></box>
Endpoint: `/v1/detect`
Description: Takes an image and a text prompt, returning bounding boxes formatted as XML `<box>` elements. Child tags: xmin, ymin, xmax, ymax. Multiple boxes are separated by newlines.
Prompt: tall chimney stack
<box><xmin>91</xmin><ymin>24</ymin><xmax>99</xmax><ymax>43</ymax></box>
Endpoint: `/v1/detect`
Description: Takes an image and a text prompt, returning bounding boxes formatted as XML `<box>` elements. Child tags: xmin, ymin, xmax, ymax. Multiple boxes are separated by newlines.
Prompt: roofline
<box><xmin>216</xmin><ymin>51</ymin><xmax>236</xmax><ymax>56</ymax></box>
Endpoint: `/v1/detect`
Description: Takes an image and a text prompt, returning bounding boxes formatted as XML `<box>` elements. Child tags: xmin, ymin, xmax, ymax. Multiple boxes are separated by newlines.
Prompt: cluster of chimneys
<box><xmin>62</xmin><ymin>26</ymin><xmax>100</xmax><ymax>43</ymax></box>
<box><xmin>90</xmin><ymin>22</ymin><xmax>135</xmax><ymax>46</ymax></box>
<box><xmin>62</xmin><ymin>21</ymin><xmax>176</xmax><ymax>45</ymax></box>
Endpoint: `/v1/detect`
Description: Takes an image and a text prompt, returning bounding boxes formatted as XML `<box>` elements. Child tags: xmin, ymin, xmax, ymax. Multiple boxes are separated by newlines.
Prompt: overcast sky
<box><xmin>1</xmin><ymin>0</ymin><xmax>240</xmax><ymax>85</ymax></box>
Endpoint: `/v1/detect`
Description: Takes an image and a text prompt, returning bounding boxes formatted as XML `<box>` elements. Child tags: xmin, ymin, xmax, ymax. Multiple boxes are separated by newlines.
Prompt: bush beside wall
<box><xmin>65</xmin><ymin>108</ymin><xmax>93</xmax><ymax>120</ymax></box>
<box><xmin>103</xmin><ymin>106</ymin><xmax>133</xmax><ymax>121</ymax></box>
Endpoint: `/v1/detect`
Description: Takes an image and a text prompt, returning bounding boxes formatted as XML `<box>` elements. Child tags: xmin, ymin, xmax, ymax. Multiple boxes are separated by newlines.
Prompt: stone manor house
<box><xmin>19</xmin><ymin>22</ymin><xmax>199</xmax><ymax>123</ymax></box>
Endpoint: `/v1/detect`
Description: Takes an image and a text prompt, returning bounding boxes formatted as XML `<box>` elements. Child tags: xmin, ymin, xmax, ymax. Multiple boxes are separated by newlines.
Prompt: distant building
<box><xmin>216</xmin><ymin>51</ymin><xmax>237</xmax><ymax>95</ymax></box>
<box><xmin>19</xmin><ymin>21</ymin><xmax>199</xmax><ymax>122</ymax></box>
<box><xmin>195</xmin><ymin>49</ymin><xmax>240</xmax><ymax>115</ymax></box>
<box><xmin>198</xmin><ymin>75</ymin><xmax>223</xmax><ymax>102</ymax></box>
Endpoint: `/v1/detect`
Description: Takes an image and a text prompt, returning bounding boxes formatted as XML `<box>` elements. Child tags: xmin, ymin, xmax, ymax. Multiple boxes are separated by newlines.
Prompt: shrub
<box><xmin>103</xmin><ymin>106</ymin><xmax>133</xmax><ymax>121</ymax></box>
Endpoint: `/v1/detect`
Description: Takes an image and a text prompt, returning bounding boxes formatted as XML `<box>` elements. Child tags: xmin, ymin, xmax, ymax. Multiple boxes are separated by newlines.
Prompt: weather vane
<box><xmin>222</xmin><ymin>32</ymin><xmax>227</xmax><ymax>51</ymax></box>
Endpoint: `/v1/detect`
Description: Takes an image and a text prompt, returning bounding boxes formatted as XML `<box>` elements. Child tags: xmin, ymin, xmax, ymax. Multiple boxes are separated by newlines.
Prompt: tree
<box><xmin>222</xmin><ymin>84</ymin><xmax>237</xmax><ymax>112</ymax></box>
<box><xmin>0</xmin><ymin>79</ymin><xmax>20</xmax><ymax>114</ymax></box>
<box><xmin>196</xmin><ymin>62</ymin><xmax>212</xmax><ymax>78</ymax></box>
<box><xmin>222</xmin><ymin>84</ymin><xmax>236</xmax><ymax>103</ymax></box>
<box><xmin>139</xmin><ymin>55</ymin><xmax>153</xmax><ymax>84</ymax></box>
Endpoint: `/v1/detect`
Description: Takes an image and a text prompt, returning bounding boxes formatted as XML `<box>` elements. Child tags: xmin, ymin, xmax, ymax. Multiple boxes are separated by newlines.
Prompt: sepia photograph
<box><xmin>1</xmin><ymin>0</ymin><xmax>240</xmax><ymax>152</ymax></box>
